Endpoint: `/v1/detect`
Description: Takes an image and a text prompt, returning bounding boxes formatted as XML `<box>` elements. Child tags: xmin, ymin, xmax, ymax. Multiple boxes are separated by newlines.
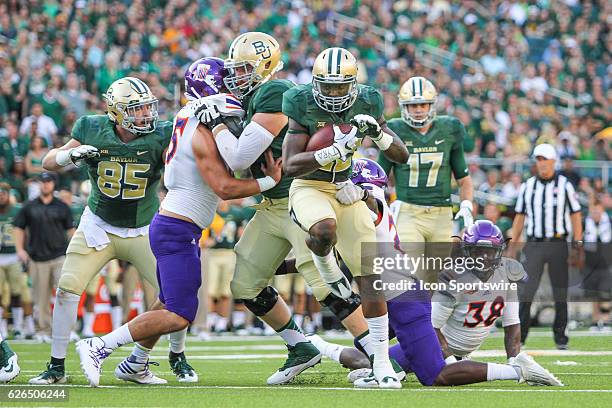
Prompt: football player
<box><xmin>75</xmin><ymin>57</ymin><xmax>282</xmax><ymax>387</ymax></box>
<box><xmin>379</xmin><ymin>77</ymin><xmax>474</xmax><ymax>284</ymax></box>
<box><xmin>310</xmin><ymin>164</ymin><xmax>562</xmax><ymax>387</ymax></box>
<box><xmin>282</xmin><ymin>48</ymin><xmax>409</xmax><ymax>388</ymax></box>
<box><xmin>192</xmin><ymin>33</ymin><xmax>378</xmax><ymax>385</ymax></box>
<box><xmin>0</xmin><ymin>334</ymin><xmax>19</xmax><ymax>383</ymax></box>
<box><xmin>31</xmin><ymin>76</ymin><xmax>194</xmax><ymax>385</ymax></box>
<box><xmin>0</xmin><ymin>184</ymin><xmax>24</xmax><ymax>338</ymax></box>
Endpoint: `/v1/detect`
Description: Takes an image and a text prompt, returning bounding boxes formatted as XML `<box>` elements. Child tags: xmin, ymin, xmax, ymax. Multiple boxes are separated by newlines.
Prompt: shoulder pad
<box><xmin>501</xmin><ymin>257</ymin><xmax>526</xmax><ymax>282</ymax></box>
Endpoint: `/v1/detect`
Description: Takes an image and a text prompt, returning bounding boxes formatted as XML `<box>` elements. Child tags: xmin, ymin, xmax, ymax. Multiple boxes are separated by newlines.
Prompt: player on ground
<box><xmin>75</xmin><ymin>57</ymin><xmax>282</xmax><ymax>387</ymax></box>
<box><xmin>193</xmin><ymin>33</ymin><xmax>377</xmax><ymax>385</ymax></box>
<box><xmin>0</xmin><ymin>333</ymin><xmax>19</xmax><ymax>383</ymax></box>
<box><xmin>379</xmin><ymin>77</ymin><xmax>474</xmax><ymax>283</ymax></box>
<box><xmin>30</xmin><ymin>77</ymin><xmax>193</xmax><ymax>385</ymax></box>
<box><xmin>282</xmin><ymin>48</ymin><xmax>410</xmax><ymax>388</ymax></box>
<box><xmin>311</xmin><ymin>163</ymin><xmax>563</xmax><ymax>387</ymax></box>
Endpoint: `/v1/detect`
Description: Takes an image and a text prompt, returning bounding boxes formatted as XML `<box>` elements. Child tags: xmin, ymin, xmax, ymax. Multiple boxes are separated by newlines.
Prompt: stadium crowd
<box><xmin>0</xmin><ymin>0</ymin><xmax>609</xmax><ymax>337</ymax></box>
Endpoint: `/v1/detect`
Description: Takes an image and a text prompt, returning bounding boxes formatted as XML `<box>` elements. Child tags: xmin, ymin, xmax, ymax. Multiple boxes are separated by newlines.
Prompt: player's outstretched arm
<box><xmin>378</xmin><ymin>123</ymin><xmax>409</xmax><ymax>163</ymax></box>
<box><xmin>503</xmin><ymin>323</ymin><xmax>521</xmax><ymax>359</ymax></box>
<box><xmin>43</xmin><ymin>138</ymin><xmax>100</xmax><ymax>171</ymax></box>
<box><xmin>42</xmin><ymin>139</ymin><xmax>82</xmax><ymax>171</ymax></box>
<box><xmin>213</xmin><ymin>112</ymin><xmax>286</xmax><ymax>171</ymax></box>
<box><xmin>193</xmin><ymin>124</ymin><xmax>281</xmax><ymax>200</ymax></box>
<box><xmin>282</xmin><ymin>119</ymin><xmax>326</xmax><ymax>177</ymax></box>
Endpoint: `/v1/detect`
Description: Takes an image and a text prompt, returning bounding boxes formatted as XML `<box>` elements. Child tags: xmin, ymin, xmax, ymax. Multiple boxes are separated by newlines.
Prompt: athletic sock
<box><xmin>25</xmin><ymin>314</ymin><xmax>35</xmax><ymax>336</ymax></box>
<box><xmin>12</xmin><ymin>307</ymin><xmax>24</xmax><ymax>333</ymax></box>
<box><xmin>365</xmin><ymin>314</ymin><xmax>393</xmax><ymax>370</ymax></box>
<box><xmin>356</xmin><ymin>330</ymin><xmax>375</xmax><ymax>358</ymax></box>
<box><xmin>312</xmin><ymin>312</ymin><xmax>322</xmax><ymax>328</ymax></box>
<box><xmin>129</xmin><ymin>343</ymin><xmax>151</xmax><ymax>364</ymax></box>
<box><xmin>50</xmin><ymin>356</ymin><xmax>65</xmax><ymax>369</ymax></box>
<box><xmin>51</xmin><ymin>289</ymin><xmax>80</xmax><ymax>359</ymax></box>
<box><xmin>101</xmin><ymin>323</ymin><xmax>134</xmax><ymax>350</ymax></box>
<box><xmin>216</xmin><ymin>316</ymin><xmax>228</xmax><ymax>332</ymax></box>
<box><xmin>308</xmin><ymin>335</ymin><xmax>346</xmax><ymax>362</ymax></box>
<box><xmin>293</xmin><ymin>314</ymin><xmax>304</xmax><ymax>329</ymax></box>
<box><xmin>82</xmin><ymin>312</ymin><xmax>95</xmax><ymax>335</ymax></box>
<box><xmin>487</xmin><ymin>363</ymin><xmax>521</xmax><ymax>381</ymax></box>
<box><xmin>111</xmin><ymin>306</ymin><xmax>123</xmax><ymax>330</ymax></box>
<box><xmin>169</xmin><ymin>327</ymin><xmax>187</xmax><ymax>354</ymax></box>
<box><xmin>208</xmin><ymin>312</ymin><xmax>219</xmax><ymax>331</ymax></box>
<box><xmin>312</xmin><ymin>250</ymin><xmax>344</xmax><ymax>282</ymax></box>
<box><xmin>277</xmin><ymin>318</ymin><xmax>308</xmax><ymax>347</ymax></box>
<box><xmin>232</xmin><ymin>310</ymin><xmax>246</xmax><ymax>327</ymax></box>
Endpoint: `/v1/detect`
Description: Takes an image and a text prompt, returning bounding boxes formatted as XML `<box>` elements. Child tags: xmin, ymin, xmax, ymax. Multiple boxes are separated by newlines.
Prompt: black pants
<box><xmin>518</xmin><ymin>242</ymin><xmax>569</xmax><ymax>345</ymax></box>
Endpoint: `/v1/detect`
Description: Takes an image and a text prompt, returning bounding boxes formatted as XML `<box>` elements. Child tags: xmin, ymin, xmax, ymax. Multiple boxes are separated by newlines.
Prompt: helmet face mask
<box><xmin>399</xmin><ymin>77</ymin><xmax>438</xmax><ymax>128</ymax></box>
<box><xmin>224</xmin><ymin>32</ymin><xmax>283</xmax><ymax>100</ymax></box>
<box><xmin>104</xmin><ymin>77</ymin><xmax>159</xmax><ymax>136</ymax></box>
<box><xmin>311</xmin><ymin>47</ymin><xmax>359</xmax><ymax>113</ymax></box>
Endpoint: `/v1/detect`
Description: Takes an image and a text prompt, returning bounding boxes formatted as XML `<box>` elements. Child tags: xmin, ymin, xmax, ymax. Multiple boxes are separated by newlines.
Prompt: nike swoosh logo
<box><xmin>5</xmin><ymin>362</ymin><xmax>13</xmax><ymax>373</ymax></box>
<box><xmin>137</xmin><ymin>151</ymin><xmax>148</xmax><ymax>155</ymax></box>
<box><xmin>434</xmin><ymin>140</ymin><xmax>443</xmax><ymax>145</ymax></box>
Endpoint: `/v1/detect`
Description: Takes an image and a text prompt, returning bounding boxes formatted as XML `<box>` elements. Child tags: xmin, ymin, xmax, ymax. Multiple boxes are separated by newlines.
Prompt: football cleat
<box><xmin>511</xmin><ymin>352</ymin><xmax>564</xmax><ymax>386</ymax></box>
<box><xmin>348</xmin><ymin>358</ymin><xmax>406</xmax><ymax>384</ymax></box>
<box><xmin>267</xmin><ymin>342</ymin><xmax>321</xmax><ymax>385</ymax></box>
<box><xmin>115</xmin><ymin>358</ymin><xmax>167</xmax><ymax>385</ymax></box>
<box><xmin>169</xmin><ymin>352</ymin><xmax>198</xmax><ymax>383</ymax></box>
<box><xmin>76</xmin><ymin>337</ymin><xmax>112</xmax><ymax>387</ymax></box>
<box><xmin>0</xmin><ymin>341</ymin><xmax>20</xmax><ymax>383</ymax></box>
<box><xmin>28</xmin><ymin>363</ymin><xmax>66</xmax><ymax>385</ymax></box>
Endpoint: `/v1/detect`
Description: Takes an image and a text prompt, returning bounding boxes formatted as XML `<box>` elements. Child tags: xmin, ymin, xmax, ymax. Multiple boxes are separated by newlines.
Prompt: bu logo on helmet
<box><xmin>193</xmin><ymin>64</ymin><xmax>211</xmax><ymax>81</ymax></box>
<box><xmin>252</xmin><ymin>40</ymin><xmax>271</xmax><ymax>58</ymax></box>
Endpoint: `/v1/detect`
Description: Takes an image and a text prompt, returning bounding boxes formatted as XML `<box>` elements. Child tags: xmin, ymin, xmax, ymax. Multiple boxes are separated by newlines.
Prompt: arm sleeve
<box><xmin>565</xmin><ymin>179</ymin><xmax>582</xmax><ymax>213</ymax></box>
<box><xmin>514</xmin><ymin>182</ymin><xmax>527</xmax><ymax>214</ymax></box>
<box><xmin>450</xmin><ymin>121</ymin><xmax>469</xmax><ymax>180</ymax></box>
<box><xmin>214</xmin><ymin>121</ymin><xmax>275</xmax><ymax>171</ymax></box>
<box><xmin>12</xmin><ymin>205</ymin><xmax>28</xmax><ymax>229</ymax></box>
<box><xmin>502</xmin><ymin>300</ymin><xmax>520</xmax><ymax>327</ymax></box>
<box><xmin>431</xmin><ymin>291</ymin><xmax>456</xmax><ymax>329</ymax></box>
<box><xmin>70</xmin><ymin>116</ymin><xmax>87</xmax><ymax>144</ymax></box>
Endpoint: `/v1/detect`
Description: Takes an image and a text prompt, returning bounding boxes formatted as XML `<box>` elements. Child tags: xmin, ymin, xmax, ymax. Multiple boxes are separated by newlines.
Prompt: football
<box><xmin>305</xmin><ymin>123</ymin><xmax>355</xmax><ymax>151</ymax></box>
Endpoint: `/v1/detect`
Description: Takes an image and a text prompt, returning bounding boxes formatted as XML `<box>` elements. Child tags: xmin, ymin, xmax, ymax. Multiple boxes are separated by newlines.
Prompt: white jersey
<box><xmin>431</xmin><ymin>257</ymin><xmax>525</xmax><ymax>357</ymax></box>
<box><xmin>364</xmin><ymin>183</ymin><xmax>402</xmax><ymax>250</ymax></box>
<box><xmin>162</xmin><ymin>105</ymin><xmax>219</xmax><ymax>229</ymax></box>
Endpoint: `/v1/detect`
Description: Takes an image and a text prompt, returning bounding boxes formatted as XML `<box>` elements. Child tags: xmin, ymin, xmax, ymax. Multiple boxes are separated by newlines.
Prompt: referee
<box><xmin>509</xmin><ymin>144</ymin><xmax>583</xmax><ymax>349</ymax></box>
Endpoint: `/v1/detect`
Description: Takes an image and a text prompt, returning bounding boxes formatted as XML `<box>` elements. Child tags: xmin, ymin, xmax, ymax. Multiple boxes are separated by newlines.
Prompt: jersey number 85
<box><xmin>97</xmin><ymin>162</ymin><xmax>151</xmax><ymax>199</ymax></box>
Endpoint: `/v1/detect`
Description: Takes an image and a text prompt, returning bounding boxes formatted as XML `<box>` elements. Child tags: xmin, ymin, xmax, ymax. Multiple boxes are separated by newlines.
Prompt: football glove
<box><xmin>332</xmin><ymin>124</ymin><xmax>359</xmax><ymax>161</ymax></box>
<box><xmin>65</xmin><ymin>145</ymin><xmax>100</xmax><ymax>166</ymax></box>
<box><xmin>336</xmin><ymin>181</ymin><xmax>368</xmax><ymax>205</ymax></box>
<box><xmin>454</xmin><ymin>200</ymin><xmax>474</xmax><ymax>228</ymax></box>
<box><xmin>351</xmin><ymin>114</ymin><xmax>382</xmax><ymax>139</ymax></box>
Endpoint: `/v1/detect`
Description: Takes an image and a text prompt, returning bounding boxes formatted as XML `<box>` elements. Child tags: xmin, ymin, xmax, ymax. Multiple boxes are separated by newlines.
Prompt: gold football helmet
<box><xmin>398</xmin><ymin>77</ymin><xmax>437</xmax><ymax>128</ymax></box>
<box><xmin>224</xmin><ymin>32</ymin><xmax>283</xmax><ymax>99</ymax></box>
<box><xmin>103</xmin><ymin>76</ymin><xmax>158</xmax><ymax>135</ymax></box>
<box><xmin>311</xmin><ymin>47</ymin><xmax>358</xmax><ymax>113</ymax></box>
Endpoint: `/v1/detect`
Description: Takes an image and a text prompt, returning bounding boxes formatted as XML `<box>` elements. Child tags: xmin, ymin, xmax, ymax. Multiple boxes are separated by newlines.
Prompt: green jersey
<box><xmin>71</xmin><ymin>115</ymin><xmax>172</xmax><ymax>228</ymax></box>
<box><xmin>282</xmin><ymin>83</ymin><xmax>384</xmax><ymax>183</ymax></box>
<box><xmin>244</xmin><ymin>79</ymin><xmax>295</xmax><ymax>199</ymax></box>
<box><xmin>380</xmin><ymin>116</ymin><xmax>468</xmax><ymax>207</ymax></box>
<box><xmin>0</xmin><ymin>204</ymin><xmax>20</xmax><ymax>254</ymax></box>
<box><xmin>211</xmin><ymin>206</ymin><xmax>251</xmax><ymax>250</ymax></box>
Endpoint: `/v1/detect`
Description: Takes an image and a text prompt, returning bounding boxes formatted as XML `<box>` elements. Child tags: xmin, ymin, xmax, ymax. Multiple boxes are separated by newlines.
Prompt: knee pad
<box><xmin>242</xmin><ymin>286</ymin><xmax>279</xmax><ymax>316</ymax></box>
<box><xmin>321</xmin><ymin>292</ymin><xmax>361</xmax><ymax>321</ymax></box>
<box><xmin>58</xmin><ymin>272</ymin><xmax>85</xmax><ymax>296</ymax></box>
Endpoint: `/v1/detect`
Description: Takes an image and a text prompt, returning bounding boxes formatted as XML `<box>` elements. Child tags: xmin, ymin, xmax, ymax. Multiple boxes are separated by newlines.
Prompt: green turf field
<box><xmin>2</xmin><ymin>330</ymin><xmax>611</xmax><ymax>407</ymax></box>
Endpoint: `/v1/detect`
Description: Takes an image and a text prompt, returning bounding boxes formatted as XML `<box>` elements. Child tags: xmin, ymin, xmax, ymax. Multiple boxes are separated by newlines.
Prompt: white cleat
<box><xmin>115</xmin><ymin>358</ymin><xmax>168</xmax><ymax>385</ymax></box>
<box><xmin>348</xmin><ymin>368</ymin><xmax>373</xmax><ymax>384</ymax></box>
<box><xmin>512</xmin><ymin>352</ymin><xmax>564</xmax><ymax>386</ymax></box>
<box><xmin>0</xmin><ymin>353</ymin><xmax>20</xmax><ymax>383</ymax></box>
<box><xmin>76</xmin><ymin>337</ymin><xmax>112</xmax><ymax>387</ymax></box>
<box><xmin>354</xmin><ymin>358</ymin><xmax>402</xmax><ymax>389</ymax></box>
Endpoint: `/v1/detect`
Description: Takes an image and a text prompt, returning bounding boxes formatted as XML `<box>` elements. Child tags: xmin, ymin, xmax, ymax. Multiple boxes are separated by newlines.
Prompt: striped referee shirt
<box><xmin>515</xmin><ymin>173</ymin><xmax>581</xmax><ymax>239</ymax></box>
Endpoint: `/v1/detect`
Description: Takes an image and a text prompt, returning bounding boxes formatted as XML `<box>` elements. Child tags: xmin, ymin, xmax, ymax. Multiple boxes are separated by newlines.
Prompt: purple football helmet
<box><xmin>351</xmin><ymin>158</ymin><xmax>388</xmax><ymax>188</ymax></box>
<box><xmin>184</xmin><ymin>57</ymin><xmax>227</xmax><ymax>101</ymax></box>
<box><xmin>462</xmin><ymin>220</ymin><xmax>505</xmax><ymax>281</ymax></box>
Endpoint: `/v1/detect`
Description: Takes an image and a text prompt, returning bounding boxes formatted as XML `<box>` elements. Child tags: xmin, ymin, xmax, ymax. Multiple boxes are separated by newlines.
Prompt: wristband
<box><xmin>56</xmin><ymin>149</ymin><xmax>74</xmax><ymax>167</ymax></box>
<box><xmin>314</xmin><ymin>145</ymin><xmax>341</xmax><ymax>166</ymax></box>
<box><xmin>373</xmin><ymin>132</ymin><xmax>393</xmax><ymax>151</ymax></box>
<box><xmin>256</xmin><ymin>176</ymin><xmax>277</xmax><ymax>192</ymax></box>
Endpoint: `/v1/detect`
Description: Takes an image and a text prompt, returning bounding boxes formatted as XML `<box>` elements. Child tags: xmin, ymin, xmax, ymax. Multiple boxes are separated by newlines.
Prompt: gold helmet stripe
<box><xmin>327</xmin><ymin>48</ymin><xmax>334</xmax><ymax>75</ymax></box>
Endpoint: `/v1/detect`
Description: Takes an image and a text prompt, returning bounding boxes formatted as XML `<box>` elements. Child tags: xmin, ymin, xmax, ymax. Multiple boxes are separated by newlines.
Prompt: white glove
<box><xmin>186</xmin><ymin>93</ymin><xmax>245</xmax><ymax>127</ymax></box>
<box><xmin>56</xmin><ymin>145</ymin><xmax>100</xmax><ymax>167</ymax></box>
<box><xmin>454</xmin><ymin>200</ymin><xmax>474</xmax><ymax>228</ymax></box>
<box><xmin>336</xmin><ymin>181</ymin><xmax>368</xmax><ymax>205</ymax></box>
<box><xmin>332</xmin><ymin>124</ymin><xmax>359</xmax><ymax>161</ymax></box>
<box><xmin>351</xmin><ymin>114</ymin><xmax>382</xmax><ymax>139</ymax></box>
